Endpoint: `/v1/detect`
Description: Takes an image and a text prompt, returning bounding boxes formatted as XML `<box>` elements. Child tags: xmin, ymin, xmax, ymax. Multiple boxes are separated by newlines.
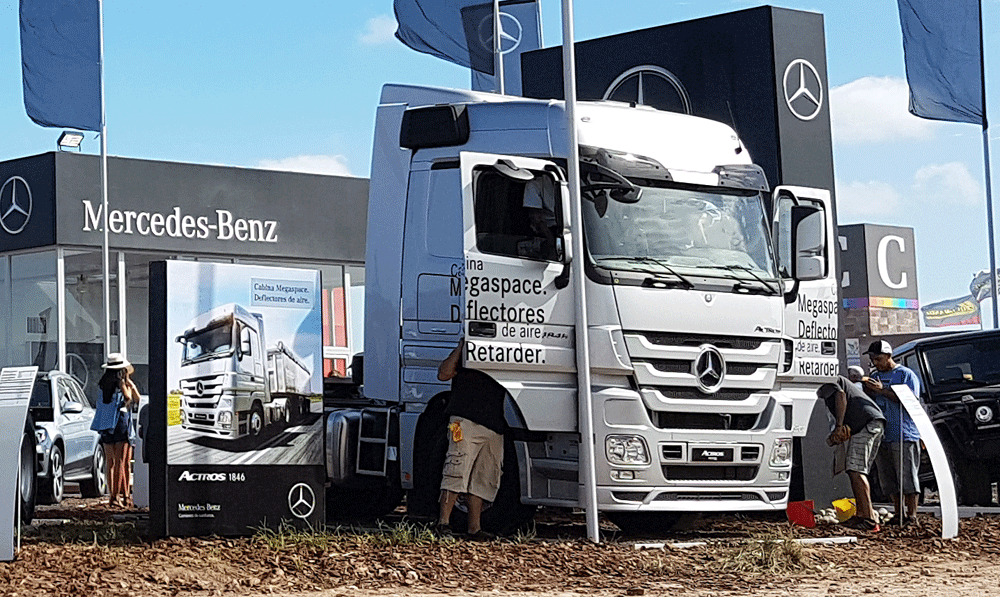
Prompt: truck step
<box><xmin>356</xmin><ymin>408</ymin><xmax>391</xmax><ymax>476</ymax></box>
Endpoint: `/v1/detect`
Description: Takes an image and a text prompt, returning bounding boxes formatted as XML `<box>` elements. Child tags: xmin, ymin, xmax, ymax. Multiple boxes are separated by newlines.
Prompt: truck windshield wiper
<box><xmin>702</xmin><ymin>264</ymin><xmax>779</xmax><ymax>295</ymax></box>
<box><xmin>595</xmin><ymin>257</ymin><xmax>694</xmax><ymax>289</ymax></box>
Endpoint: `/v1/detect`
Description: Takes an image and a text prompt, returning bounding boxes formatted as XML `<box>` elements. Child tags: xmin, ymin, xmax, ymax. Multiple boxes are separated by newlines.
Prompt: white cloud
<box><xmin>835</xmin><ymin>179</ymin><xmax>902</xmax><ymax>218</ymax></box>
<box><xmin>257</xmin><ymin>155</ymin><xmax>353</xmax><ymax>177</ymax></box>
<box><xmin>358</xmin><ymin>15</ymin><xmax>397</xmax><ymax>46</ymax></box>
<box><xmin>911</xmin><ymin>162</ymin><xmax>982</xmax><ymax>206</ymax></box>
<box><xmin>830</xmin><ymin>76</ymin><xmax>938</xmax><ymax>144</ymax></box>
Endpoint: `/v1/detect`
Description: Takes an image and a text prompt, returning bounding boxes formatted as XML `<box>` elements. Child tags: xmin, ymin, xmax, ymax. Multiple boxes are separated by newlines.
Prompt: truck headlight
<box><xmin>219</xmin><ymin>412</ymin><xmax>232</xmax><ymax>427</ymax></box>
<box><xmin>606</xmin><ymin>435</ymin><xmax>650</xmax><ymax>465</ymax></box>
<box><xmin>770</xmin><ymin>438</ymin><xmax>792</xmax><ymax>467</ymax></box>
<box><xmin>975</xmin><ymin>405</ymin><xmax>994</xmax><ymax>423</ymax></box>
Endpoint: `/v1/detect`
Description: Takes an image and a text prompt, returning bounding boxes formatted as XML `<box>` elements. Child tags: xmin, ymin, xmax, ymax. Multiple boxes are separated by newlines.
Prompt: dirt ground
<box><xmin>3</xmin><ymin>497</ymin><xmax>1000</xmax><ymax>597</ymax></box>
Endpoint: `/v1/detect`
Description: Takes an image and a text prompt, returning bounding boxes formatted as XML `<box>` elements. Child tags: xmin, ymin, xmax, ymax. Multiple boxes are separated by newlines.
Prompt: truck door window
<box><xmin>473</xmin><ymin>169</ymin><xmax>561</xmax><ymax>262</ymax></box>
<box><xmin>903</xmin><ymin>353</ymin><xmax>926</xmax><ymax>396</ymax></box>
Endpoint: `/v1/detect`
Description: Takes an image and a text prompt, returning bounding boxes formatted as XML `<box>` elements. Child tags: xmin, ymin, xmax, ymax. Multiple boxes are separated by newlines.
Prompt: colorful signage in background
<box><xmin>922</xmin><ymin>294</ymin><xmax>981</xmax><ymax>328</ymax></box>
<box><xmin>149</xmin><ymin>261</ymin><xmax>325</xmax><ymax>537</ymax></box>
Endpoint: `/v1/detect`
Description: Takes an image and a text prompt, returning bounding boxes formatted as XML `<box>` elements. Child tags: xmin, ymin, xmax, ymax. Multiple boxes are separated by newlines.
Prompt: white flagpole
<box><xmin>98</xmin><ymin>0</ymin><xmax>110</xmax><ymax>360</ymax></box>
<box><xmin>494</xmin><ymin>0</ymin><xmax>505</xmax><ymax>94</ymax></box>
<box><xmin>560</xmin><ymin>0</ymin><xmax>599</xmax><ymax>544</ymax></box>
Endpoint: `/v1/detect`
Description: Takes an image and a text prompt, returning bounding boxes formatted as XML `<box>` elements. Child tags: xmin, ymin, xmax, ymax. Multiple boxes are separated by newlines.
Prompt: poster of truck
<box><xmin>165</xmin><ymin>261</ymin><xmax>323</xmax><ymax>466</ymax></box>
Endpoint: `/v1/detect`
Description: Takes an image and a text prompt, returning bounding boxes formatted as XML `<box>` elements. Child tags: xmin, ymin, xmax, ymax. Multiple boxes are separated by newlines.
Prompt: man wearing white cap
<box><xmin>862</xmin><ymin>340</ymin><xmax>922</xmax><ymax>525</ymax></box>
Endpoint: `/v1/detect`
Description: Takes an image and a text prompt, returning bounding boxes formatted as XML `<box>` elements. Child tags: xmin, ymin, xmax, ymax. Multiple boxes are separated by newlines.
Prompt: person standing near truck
<box><xmin>436</xmin><ymin>338</ymin><xmax>507</xmax><ymax>540</ymax></box>
<box><xmin>863</xmin><ymin>340</ymin><xmax>922</xmax><ymax>525</ymax></box>
<box><xmin>817</xmin><ymin>376</ymin><xmax>885</xmax><ymax>532</ymax></box>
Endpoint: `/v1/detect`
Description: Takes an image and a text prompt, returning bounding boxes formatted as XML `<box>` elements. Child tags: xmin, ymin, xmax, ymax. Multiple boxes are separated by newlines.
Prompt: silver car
<box><xmin>29</xmin><ymin>371</ymin><xmax>108</xmax><ymax>503</ymax></box>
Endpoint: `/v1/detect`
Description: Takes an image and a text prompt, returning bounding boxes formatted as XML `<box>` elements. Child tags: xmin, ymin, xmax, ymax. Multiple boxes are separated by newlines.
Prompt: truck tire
<box><xmin>19</xmin><ymin>416</ymin><xmax>37</xmax><ymax>525</ymax></box>
<box><xmin>448</xmin><ymin>434</ymin><xmax>536</xmax><ymax>535</ymax></box>
<box><xmin>39</xmin><ymin>444</ymin><xmax>64</xmax><ymax>505</ymax></box>
<box><xmin>248</xmin><ymin>403</ymin><xmax>265</xmax><ymax>438</ymax></box>
<box><xmin>407</xmin><ymin>396</ymin><xmax>450</xmax><ymax>520</ymax></box>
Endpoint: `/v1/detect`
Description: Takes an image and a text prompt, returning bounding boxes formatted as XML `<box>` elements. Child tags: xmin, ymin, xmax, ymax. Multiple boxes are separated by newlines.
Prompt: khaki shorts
<box><xmin>440</xmin><ymin>416</ymin><xmax>504</xmax><ymax>502</ymax></box>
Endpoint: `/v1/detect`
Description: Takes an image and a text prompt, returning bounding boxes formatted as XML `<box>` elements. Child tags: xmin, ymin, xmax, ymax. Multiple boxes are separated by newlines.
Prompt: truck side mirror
<box><xmin>791</xmin><ymin>205</ymin><xmax>825</xmax><ymax>281</ymax></box>
<box><xmin>240</xmin><ymin>328</ymin><xmax>252</xmax><ymax>356</ymax></box>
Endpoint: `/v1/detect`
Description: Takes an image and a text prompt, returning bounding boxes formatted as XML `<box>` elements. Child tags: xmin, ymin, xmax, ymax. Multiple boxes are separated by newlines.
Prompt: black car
<box><xmin>888</xmin><ymin>330</ymin><xmax>1000</xmax><ymax>506</ymax></box>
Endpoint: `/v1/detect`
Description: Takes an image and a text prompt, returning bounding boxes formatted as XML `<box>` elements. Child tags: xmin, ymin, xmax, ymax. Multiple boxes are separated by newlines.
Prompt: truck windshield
<box><xmin>923</xmin><ymin>337</ymin><xmax>1000</xmax><ymax>393</ymax></box>
<box><xmin>583</xmin><ymin>181</ymin><xmax>778</xmax><ymax>281</ymax></box>
<box><xmin>180</xmin><ymin>322</ymin><xmax>235</xmax><ymax>364</ymax></box>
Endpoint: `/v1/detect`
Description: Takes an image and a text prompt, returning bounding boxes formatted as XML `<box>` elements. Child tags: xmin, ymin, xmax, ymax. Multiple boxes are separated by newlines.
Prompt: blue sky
<box><xmin>2</xmin><ymin>1</ymin><xmax>1000</xmax><ymax>327</ymax></box>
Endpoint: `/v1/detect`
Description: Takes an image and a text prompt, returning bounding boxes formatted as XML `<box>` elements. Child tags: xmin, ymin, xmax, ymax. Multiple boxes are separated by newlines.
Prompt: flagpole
<box><xmin>975</xmin><ymin>0</ymin><xmax>998</xmax><ymax>329</ymax></box>
<box><xmin>560</xmin><ymin>0</ymin><xmax>599</xmax><ymax>544</ymax></box>
<box><xmin>98</xmin><ymin>0</ymin><xmax>111</xmax><ymax>359</ymax></box>
<box><xmin>493</xmin><ymin>0</ymin><xmax>504</xmax><ymax>94</ymax></box>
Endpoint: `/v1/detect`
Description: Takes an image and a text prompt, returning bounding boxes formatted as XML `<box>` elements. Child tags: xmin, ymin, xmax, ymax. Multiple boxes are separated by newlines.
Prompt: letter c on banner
<box><xmin>877</xmin><ymin>235</ymin><xmax>907</xmax><ymax>290</ymax></box>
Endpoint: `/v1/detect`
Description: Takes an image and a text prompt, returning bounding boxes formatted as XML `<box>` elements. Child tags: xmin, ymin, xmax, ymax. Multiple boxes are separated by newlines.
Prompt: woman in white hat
<box><xmin>91</xmin><ymin>352</ymin><xmax>139</xmax><ymax>507</ymax></box>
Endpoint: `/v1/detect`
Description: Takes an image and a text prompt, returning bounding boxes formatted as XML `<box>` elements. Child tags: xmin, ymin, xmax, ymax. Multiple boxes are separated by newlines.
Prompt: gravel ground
<box><xmin>3</xmin><ymin>497</ymin><xmax>1000</xmax><ymax>597</ymax></box>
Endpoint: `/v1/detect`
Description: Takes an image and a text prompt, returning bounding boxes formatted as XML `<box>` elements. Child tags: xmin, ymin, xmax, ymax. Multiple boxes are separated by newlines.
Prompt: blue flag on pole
<box><xmin>897</xmin><ymin>0</ymin><xmax>985</xmax><ymax>125</ymax></box>
<box><xmin>394</xmin><ymin>0</ymin><xmax>494</xmax><ymax>73</ymax></box>
<box><xmin>20</xmin><ymin>0</ymin><xmax>102</xmax><ymax>132</ymax></box>
<box><xmin>470</xmin><ymin>0</ymin><xmax>541</xmax><ymax>95</ymax></box>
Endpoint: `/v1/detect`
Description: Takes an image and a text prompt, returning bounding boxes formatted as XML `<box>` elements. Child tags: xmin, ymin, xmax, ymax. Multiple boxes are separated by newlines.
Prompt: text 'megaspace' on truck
<box><xmin>324</xmin><ymin>85</ymin><xmax>838</xmax><ymax>532</ymax></box>
<box><xmin>176</xmin><ymin>303</ymin><xmax>312</xmax><ymax>442</ymax></box>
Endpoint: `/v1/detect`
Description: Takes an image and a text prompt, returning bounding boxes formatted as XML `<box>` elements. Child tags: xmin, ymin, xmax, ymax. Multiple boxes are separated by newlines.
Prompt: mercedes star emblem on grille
<box><xmin>694</xmin><ymin>345</ymin><xmax>726</xmax><ymax>394</ymax></box>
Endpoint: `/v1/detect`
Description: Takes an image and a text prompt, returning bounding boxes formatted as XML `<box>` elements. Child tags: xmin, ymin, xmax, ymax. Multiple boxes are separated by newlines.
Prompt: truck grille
<box><xmin>624</xmin><ymin>331</ymin><xmax>781</xmax><ymax>417</ymax></box>
<box><xmin>179</xmin><ymin>375</ymin><xmax>225</xmax><ymax>404</ymax></box>
<box><xmin>653</xmin><ymin>411</ymin><xmax>759</xmax><ymax>431</ymax></box>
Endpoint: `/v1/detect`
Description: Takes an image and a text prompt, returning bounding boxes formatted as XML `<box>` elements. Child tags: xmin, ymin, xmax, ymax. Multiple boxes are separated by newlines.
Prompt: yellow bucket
<box><xmin>832</xmin><ymin>498</ymin><xmax>856</xmax><ymax>522</ymax></box>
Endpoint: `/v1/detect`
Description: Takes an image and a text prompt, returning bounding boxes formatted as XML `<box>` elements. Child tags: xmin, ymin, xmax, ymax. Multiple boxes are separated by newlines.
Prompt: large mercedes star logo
<box><xmin>603</xmin><ymin>65</ymin><xmax>692</xmax><ymax>115</ymax></box>
<box><xmin>0</xmin><ymin>176</ymin><xmax>32</xmax><ymax>235</ymax></box>
<box><xmin>287</xmin><ymin>483</ymin><xmax>316</xmax><ymax>519</ymax></box>
<box><xmin>195</xmin><ymin>381</ymin><xmax>204</xmax><ymax>396</ymax></box>
<box><xmin>782</xmin><ymin>58</ymin><xmax>823</xmax><ymax>121</ymax></box>
<box><xmin>478</xmin><ymin>11</ymin><xmax>522</xmax><ymax>55</ymax></box>
<box><xmin>693</xmin><ymin>345</ymin><xmax>726</xmax><ymax>394</ymax></box>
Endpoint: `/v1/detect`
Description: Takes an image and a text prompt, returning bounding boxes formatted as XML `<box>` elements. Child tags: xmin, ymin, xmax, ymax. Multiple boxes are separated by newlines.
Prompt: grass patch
<box><xmin>29</xmin><ymin>520</ymin><xmax>145</xmax><ymax>546</ymax></box>
<box><xmin>716</xmin><ymin>529</ymin><xmax>812</xmax><ymax>575</ymax></box>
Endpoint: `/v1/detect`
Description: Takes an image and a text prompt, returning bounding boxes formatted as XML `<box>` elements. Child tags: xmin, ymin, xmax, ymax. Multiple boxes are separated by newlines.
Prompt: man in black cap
<box><xmin>862</xmin><ymin>339</ymin><xmax>922</xmax><ymax>525</ymax></box>
<box><xmin>817</xmin><ymin>376</ymin><xmax>886</xmax><ymax>531</ymax></box>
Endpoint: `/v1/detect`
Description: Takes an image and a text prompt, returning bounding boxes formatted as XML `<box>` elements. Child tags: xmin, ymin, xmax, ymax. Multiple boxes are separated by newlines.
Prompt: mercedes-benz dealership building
<box><xmin>0</xmin><ymin>151</ymin><xmax>368</xmax><ymax>400</ymax></box>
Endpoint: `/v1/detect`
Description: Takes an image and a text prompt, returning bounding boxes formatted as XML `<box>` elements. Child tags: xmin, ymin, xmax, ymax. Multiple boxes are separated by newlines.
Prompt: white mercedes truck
<box><xmin>324</xmin><ymin>85</ymin><xmax>838</xmax><ymax>531</ymax></box>
<box><xmin>177</xmin><ymin>303</ymin><xmax>312</xmax><ymax>441</ymax></box>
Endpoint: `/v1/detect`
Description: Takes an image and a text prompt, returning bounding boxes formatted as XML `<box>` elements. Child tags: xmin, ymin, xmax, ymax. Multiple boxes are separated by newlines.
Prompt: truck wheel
<box><xmin>448</xmin><ymin>434</ymin><xmax>536</xmax><ymax>535</ymax></box>
<box><xmin>19</xmin><ymin>416</ymin><xmax>37</xmax><ymax>524</ymax></box>
<box><xmin>39</xmin><ymin>444</ymin><xmax>64</xmax><ymax>504</ymax></box>
<box><xmin>80</xmin><ymin>445</ymin><xmax>108</xmax><ymax>498</ymax></box>
<box><xmin>249</xmin><ymin>403</ymin><xmax>265</xmax><ymax>438</ymax></box>
<box><xmin>407</xmin><ymin>396</ymin><xmax>450</xmax><ymax>519</ymax></box>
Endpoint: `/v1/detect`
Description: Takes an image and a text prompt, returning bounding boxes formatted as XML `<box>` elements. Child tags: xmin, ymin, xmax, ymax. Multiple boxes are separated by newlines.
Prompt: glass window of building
<box><xmin>11</xmin><ymin>251</ymin><xmax>58</xmax><ymax>371</ymax></box>
<box><xmin>63</xmin><ymin>249</ymin><xmax>120</xmax><ymax>400</ymax></box>
<box><xmin>0</xmin><ymin>256</ymin><xmax>7</xmax><ymax>367</ymax></box>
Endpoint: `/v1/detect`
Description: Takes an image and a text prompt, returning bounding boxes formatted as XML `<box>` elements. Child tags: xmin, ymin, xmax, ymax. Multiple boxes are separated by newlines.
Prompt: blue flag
<box><xmin>395</xmin><ymin>0</ymin><xmax>494</xmax><ymax>72</ymax></box>
<box><xmin>470</xmin><ymin>0</ymin><xmax>541</xmax><ymax>95</ymax></box>
<box><xmin>897</xmin><ymin>0</ymin><xmax>985</xmax><ymax>125</ymax></box>
<box><xmin>20</xmin><ymin>0</ymin><xmax>102</xmax><ymax>132</ymax></box>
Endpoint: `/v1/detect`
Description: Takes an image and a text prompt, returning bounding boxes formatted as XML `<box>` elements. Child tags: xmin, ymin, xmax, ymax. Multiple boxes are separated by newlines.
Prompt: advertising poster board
<box><xmin>149</xmin><ymin>261</ymin><xmax>324</xmax><ymax>537</ymax></box>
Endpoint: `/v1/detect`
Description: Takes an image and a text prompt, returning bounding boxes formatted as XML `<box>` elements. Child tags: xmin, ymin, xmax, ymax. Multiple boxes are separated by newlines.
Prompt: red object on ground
<box><xmin>786</xmin><ymin>500</ymin><xmax>816</xmax><ymax>528</ymax></box>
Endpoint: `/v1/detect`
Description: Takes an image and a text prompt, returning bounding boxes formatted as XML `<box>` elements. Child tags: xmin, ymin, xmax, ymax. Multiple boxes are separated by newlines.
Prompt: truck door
<box><xmin>773</xmin><ymin>186</ymin><xmax>839</xmax><ymax>425</ymax></box>
<box><xmin>459</xmin><ymin>152</ymin><xmax>577</xmax><ymax>431</ymax></box>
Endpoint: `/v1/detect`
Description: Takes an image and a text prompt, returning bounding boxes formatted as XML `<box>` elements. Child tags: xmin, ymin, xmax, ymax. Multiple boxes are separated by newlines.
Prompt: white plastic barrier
<box><xmin>0</xmin><ymin>367</ymin><xmax>38</xmax><ymax>561</ymax></box>
<box><xmin>892</xmin><ymin>384</ymin><xmax>958</xmax><ymax>539</ymax></box>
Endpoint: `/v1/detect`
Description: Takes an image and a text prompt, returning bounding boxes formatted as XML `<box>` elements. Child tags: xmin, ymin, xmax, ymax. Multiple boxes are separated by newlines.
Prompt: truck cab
<box><xmin>335</xmin><ymin>84</ymin><xmax>835</xmax><ymax>531</ymax></box>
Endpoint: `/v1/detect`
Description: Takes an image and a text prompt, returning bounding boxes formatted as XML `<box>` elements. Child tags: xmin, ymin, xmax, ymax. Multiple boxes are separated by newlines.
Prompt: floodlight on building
<box><xmin>57</xmin><ymin>131</ymin><xmax>85</xmax><ymax>151</ymax></box>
